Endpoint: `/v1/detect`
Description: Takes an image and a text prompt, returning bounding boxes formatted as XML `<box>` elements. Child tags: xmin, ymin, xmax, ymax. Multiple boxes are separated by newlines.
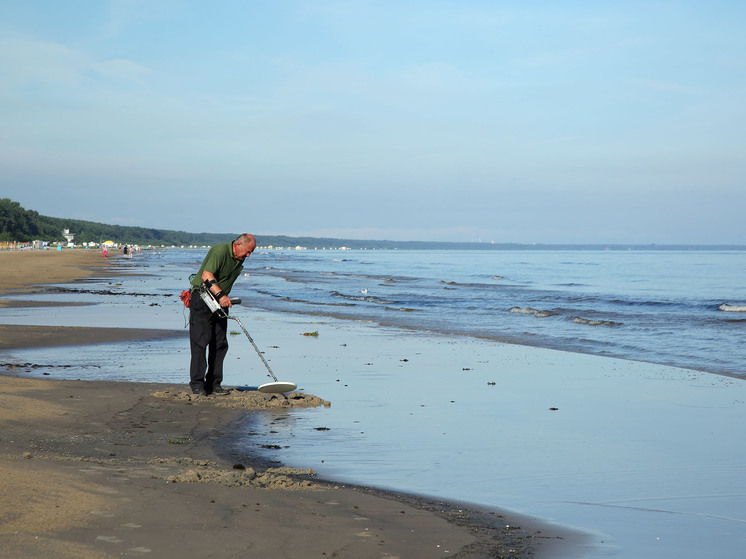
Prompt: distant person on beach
<box><xmin>188</xmin><ymin>233</ymin><xmax>256</xmax><ymax>396</ymax></box>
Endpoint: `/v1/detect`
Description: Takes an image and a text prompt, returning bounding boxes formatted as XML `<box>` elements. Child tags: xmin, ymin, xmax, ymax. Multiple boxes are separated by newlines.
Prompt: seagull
<box><xmin>361</xmin><ymin>288</ymin><xmax>368</xmax><ymax>295</ymax></box>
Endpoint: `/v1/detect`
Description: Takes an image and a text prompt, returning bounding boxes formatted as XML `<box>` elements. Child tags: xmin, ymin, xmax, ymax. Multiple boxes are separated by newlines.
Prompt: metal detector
<box><xmin>198</xmin><ymin>283</ymin><xmax>298</xmax><ymax>393</ymax></box>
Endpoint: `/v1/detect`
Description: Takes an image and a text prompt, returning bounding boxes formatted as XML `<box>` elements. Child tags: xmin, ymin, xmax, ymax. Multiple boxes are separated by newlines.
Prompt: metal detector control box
<box><xmin>198</xmin><ymin>282</ymin><xmax>240</xmax><ymax>314</ymax></box>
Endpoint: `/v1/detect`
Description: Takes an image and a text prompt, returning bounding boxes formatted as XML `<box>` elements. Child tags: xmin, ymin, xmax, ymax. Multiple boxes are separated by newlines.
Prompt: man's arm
<box><xmin>201</xmin><ymin>271</ymin><xmax>232</xmax><ymax>308</ymax></box>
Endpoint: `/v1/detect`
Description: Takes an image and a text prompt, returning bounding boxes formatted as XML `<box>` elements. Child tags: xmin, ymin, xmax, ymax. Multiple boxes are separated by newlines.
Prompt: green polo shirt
<box><xmin>190</xmin><ymin>242</ymin><xmax>244</xmax><ymax>294</ymax></box>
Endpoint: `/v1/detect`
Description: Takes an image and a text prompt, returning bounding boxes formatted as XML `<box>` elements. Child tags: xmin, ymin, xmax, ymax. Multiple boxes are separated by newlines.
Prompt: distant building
<box><xmin>62</xmin><ymin>228</ymin><xmax>75</xmax><ymax>247</ymax></box>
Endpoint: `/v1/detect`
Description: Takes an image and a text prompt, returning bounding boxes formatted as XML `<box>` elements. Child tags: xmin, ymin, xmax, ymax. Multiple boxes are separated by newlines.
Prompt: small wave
<box><xmin>572</xmin><ymin>317</ymin><xmax>622</xmax><ymax>327</ymax></box>
<box><xmin>440</xmin><ymin>280</ymin><xmax>495</xmax><ymax>288</ymax></box>
<box><xmin>331</xmin><ymin>291</ymin><xmax>396</xmax><ymax>305</ymax></box>
<box><xmin>254</xmin><ymin>289</ymin><xmax>354</xmax><ymax>307</ymax></box>
<box><xmin>322</xmin><ymin>271</ymin><xmax>402</xmax><ymax>283</ymax></box>
<box><xmin>508</xmin><ymin>306</ymin><xmax>557</xmax><ymax>318</ymax></box>
<box><xmin>440</xmin><ymin>280</ymin><xmax>487</xmax><ymax>287</ymax></box>
<box><xmin>719</xmin><ymin>303</ymin><xmax>746</xmax><ymax>312</ymax></box>
<box><xmin>260</xmin><ymin>266</ymin><xmax>300</xmax><ymax>274</ymax></box>
<box><xmin>279</xmin><ymin>297</ymin><xmax>353</xmax><ymax>307</ymax></box>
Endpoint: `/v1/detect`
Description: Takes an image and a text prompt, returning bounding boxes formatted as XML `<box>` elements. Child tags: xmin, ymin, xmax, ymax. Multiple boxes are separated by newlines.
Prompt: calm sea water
<box><xmin>199</xmin><ymin>248</ymin><xmax>746</xmax><ymax>559</ymax></box>
<box><xmin>228</xmin><ymin>248</ymin><xmax>746</xmax><ymax>378</ymax></box>
<box><xmin>5</xmin><ymin>247</ymin><xmax>746</xmax><ymax>558</ymax></box>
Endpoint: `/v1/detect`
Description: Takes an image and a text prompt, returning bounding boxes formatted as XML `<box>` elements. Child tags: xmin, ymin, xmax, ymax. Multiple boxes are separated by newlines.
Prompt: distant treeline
<box><xmin>1</xmin><ymin>198</ymin><xmax>744</xmax><ymax>251</ymax></box>
<box><xmin>0</xmin><ymin>198</ymin><xmax>235</xmax><ymax>246</ymax></box>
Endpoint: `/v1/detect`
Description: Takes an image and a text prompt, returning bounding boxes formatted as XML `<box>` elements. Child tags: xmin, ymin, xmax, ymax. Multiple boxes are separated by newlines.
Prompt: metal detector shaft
<box><xmin>226</xmin><ymin>315</ymin><xmax>279</xmax><ymax>382</ymax></box>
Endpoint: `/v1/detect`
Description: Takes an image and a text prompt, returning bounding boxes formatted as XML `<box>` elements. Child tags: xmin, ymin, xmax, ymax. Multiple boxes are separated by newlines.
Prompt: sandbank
<box><xmin>0</xmin><ymin>248</ymin><xmax>181</xmax><ymax>351</ymax></box>
<box><xmin>0</xmin><ymin>249</ymin><xmax>570</xmax><ymax>558</ymax></box>
<box><xmin>0</xmin><ymin>247</ymin><xmax>115</xmax><ymax>293</ymax></box>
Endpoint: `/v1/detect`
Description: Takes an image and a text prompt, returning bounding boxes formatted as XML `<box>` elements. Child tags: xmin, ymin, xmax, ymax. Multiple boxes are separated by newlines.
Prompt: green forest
<box><xmin>0</xmin><ymin>198</ymin><xmax>233</xmax><ymax>246</ymax></box>
<box><xmin>0</xmin><ymin>198</ymin><xmax>441</xmax><ymax>249</ymax></box>
<box><xmin>2</xmin><ymin>198</ymin><xmax>743</xmax><ymax>251</ymax></box>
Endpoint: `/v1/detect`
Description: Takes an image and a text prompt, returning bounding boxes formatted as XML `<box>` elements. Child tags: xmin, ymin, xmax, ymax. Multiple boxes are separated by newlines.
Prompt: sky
<box><xmin>1</xmin><ymin>1</ymin><xmax>745</xmax><ymax>244</ymax></box>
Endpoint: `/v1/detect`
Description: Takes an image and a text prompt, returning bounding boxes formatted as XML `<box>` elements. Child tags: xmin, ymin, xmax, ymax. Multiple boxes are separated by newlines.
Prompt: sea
<box><xmin>3</xmin><ymin>247</ymin><xmax>746</xmax><ymax>558</ymax></box>
<box><xmin>231</xmin><ymin>248</ymin><xmax>746</xmax><ymax>378</ymax></box>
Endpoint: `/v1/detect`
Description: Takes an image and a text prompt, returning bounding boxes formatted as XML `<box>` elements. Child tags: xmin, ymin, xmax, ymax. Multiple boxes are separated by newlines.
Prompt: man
<box><xmin>188</xmin><ymin>233</ymin><xmax>256</xmax><ymax>395</ymax></box>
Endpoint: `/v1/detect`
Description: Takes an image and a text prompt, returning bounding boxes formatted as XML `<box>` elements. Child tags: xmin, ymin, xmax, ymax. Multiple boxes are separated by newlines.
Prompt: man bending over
<box><xmin>188</xmin><ymin>233</ymin><xmax>256</xmax><ymax>395</ymax></box>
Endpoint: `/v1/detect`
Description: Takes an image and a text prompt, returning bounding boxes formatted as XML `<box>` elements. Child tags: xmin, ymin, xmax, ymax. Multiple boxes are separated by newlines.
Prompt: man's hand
<box><xmin>202</xmin><ymin>271</ymin><xmax>231</xmax><ymax>308</ymax></box>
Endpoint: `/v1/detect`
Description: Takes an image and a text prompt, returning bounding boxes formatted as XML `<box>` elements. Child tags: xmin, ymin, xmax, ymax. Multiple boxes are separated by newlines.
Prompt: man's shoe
<box><xmin>192</xmin><ymin>386</ymin><xmax>207</xmax><ymax>396</ymax></box>
<box><xmin>210</xmin><ymin>385</ymin><xmax>231</xmax><ymax>396</ymax></box>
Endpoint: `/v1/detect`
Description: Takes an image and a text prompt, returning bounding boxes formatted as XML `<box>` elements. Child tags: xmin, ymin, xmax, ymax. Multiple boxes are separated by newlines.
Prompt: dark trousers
<box><xmin>189</xmin><ymin>293</ymin><xmax>229</xmax><ymax>390</ymax></box>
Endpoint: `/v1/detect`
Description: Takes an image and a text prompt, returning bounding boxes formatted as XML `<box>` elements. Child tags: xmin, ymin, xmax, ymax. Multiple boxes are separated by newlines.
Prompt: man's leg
<box><xmin>189</xmin><ymin>296</ymin><xmax>212</xmax><ymax>392</ymax></box>
<box><xmin>206</xmin><ymin>314</ymin><xmax>229</xmax><ymax>392</ymax></box>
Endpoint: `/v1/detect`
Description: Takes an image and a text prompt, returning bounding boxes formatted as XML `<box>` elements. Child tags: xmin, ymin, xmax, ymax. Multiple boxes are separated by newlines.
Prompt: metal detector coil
<box><xmin>198</xmin><ymin>283</ymin><xmax>298</xmax><ymax>393</ymax></box>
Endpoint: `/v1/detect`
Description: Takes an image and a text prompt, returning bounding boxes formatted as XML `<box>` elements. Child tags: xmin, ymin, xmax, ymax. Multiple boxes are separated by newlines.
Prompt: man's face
<box><xmin>235</xmin><ymin>240</ymin><xmax>256</xmax><ymax>260</ymax></box>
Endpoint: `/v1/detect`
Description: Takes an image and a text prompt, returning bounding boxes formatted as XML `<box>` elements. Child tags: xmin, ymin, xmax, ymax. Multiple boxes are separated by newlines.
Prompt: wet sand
<box><xmin>0</xmin><ymin>248</ymin><xmax>577</xmax><ymax>558</ymax></box>
<box><xmin>0</xmin><ymin>249</ymin><xmax>181</xmax><ymax>351</ymax></box>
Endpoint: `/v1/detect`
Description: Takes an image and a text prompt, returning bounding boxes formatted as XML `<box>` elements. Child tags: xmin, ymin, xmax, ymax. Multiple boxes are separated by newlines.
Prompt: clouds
<box><xmin>0</xmin><ymin>37</ymin><xmax>88</xmax><ymax>87</ymax></box>
<box><xmin>90</xmin><ymin>58</ymin><xmax>152</xmax><ymax>83</ymax></box>
<box><xmin>1</xmin><ymin>1</ymin><xmax>745</xmax><ymax>243</ymax></box>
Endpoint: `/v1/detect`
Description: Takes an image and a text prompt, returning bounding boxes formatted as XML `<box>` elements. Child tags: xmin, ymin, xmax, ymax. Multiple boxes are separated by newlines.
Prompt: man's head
<box><xmin>233</xmin><ymin>234</ymin><xmax>256</xmax><ymax>261</ymax></box>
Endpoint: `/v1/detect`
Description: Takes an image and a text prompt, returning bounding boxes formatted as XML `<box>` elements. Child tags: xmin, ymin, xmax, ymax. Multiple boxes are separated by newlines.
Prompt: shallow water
<box><xmin>230</xmin><ymin>320</ymin><xmax>746</xmax><ymax>559</ymax></box>
<box><xmin>3</xmin><ymin>248</ymin><xmax>746</xmax><ymax>558</ymax></box>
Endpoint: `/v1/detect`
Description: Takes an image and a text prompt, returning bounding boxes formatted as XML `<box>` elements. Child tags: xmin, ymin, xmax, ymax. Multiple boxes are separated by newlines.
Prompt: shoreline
<box><xmin>0</xmin><ymin>373</ymin><xmax>576</xmax><ymax>559</ymax></box>
<box><xmin>0</xmin><ymin>249</ymin><xmax>585</xmax><ymax>558</ymax></box>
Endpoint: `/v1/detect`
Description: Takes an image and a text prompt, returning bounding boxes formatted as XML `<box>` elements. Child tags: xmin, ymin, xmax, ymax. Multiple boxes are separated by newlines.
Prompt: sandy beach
<box><xmin>0</xmin><ymin>249</ymin><xmax>571</xmax><ymax>559</ymax></box>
